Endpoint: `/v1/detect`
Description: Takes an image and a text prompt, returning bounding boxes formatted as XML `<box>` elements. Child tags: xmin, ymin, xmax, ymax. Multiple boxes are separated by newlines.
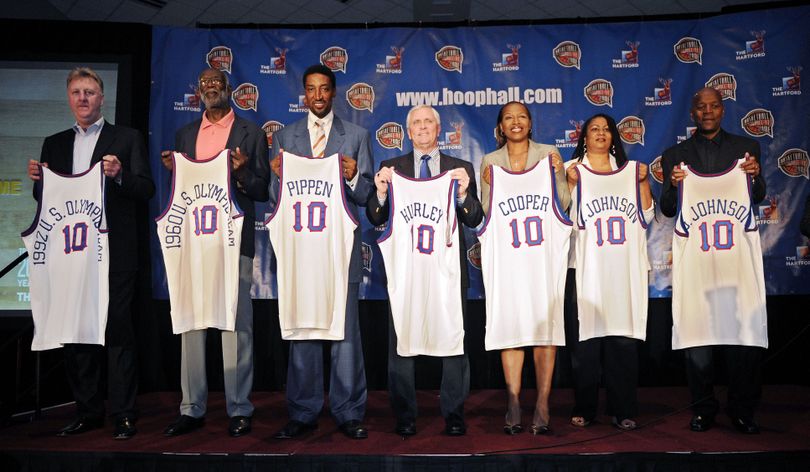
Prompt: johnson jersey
<box><xmin>22</xmin><ymin>163</ymin><xmax>108</xmax><ymax>351</ymax></box>
<box><xmin>478</xmin><ymin>159</ymin><xmax>572</xmax><ymax>350</ymax></box>
<box><xmin>672</xmin><ymin>159</ymin><xmax>767</xmax><ymax>349</ymax></box>
<box><xmin>378</xmin><ymin>171</ymin><xmax>462</xmax><ymax>357</ymax></box>
<box><xmin>156</xmin><ymin>150</ymin><xmax>244</xmax><ymax>334</ymax></box>
<box><xmin>266</xmin><ymin>152</ymin><xmax>357</xmax><ymax>341</ymax></box>
<box><xmin>575</xmin><ymin>161</ymin><xmax>650</xmax><ymax>341</ymax></box>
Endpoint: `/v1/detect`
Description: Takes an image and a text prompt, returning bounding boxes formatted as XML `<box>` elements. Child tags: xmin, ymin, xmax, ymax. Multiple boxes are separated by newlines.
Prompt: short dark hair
<box><xmin>302</xmin><ymin>64</ymin><xmax>336</xmax><ymax>89</ymax></box>
<box><xmin>495</xmin><ymin>101</ymin><xmax>532</xmax><ymax>148</ymax></box>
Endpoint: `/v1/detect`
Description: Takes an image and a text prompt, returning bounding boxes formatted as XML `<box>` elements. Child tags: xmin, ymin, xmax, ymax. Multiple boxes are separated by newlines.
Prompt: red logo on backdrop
<box><xmin>741</xmin><ymin>108</ymin><xmax>774</xmax><ymax>138</ymax></box>
<box><xmin>705</xmin><ymin>73</ymin><xmax>737</xmax><ymax>100</ymax></box>
<box><xmin>584</xmin><ymin>79</ymin><xmax>613</xmax><ymax>107</ymax></box>
<box><xmin>346</xmin><ymin>83</ymin><xmax>375</xmax><ymax>112</ymax></box>
<box><xmin>262</xmin><ymin>121</ymin><xmax>284</xmax><ymax>147</ymax></box>
<box><xmin>467</xmin><ymin>241</ymin><xmax>481</xmax><ymax>270</ymax></box>
<box><xmin>553</xmin><ymin>41</ymin><xmax>581</xmax><ymax>69</ymax></box>
<box><xmin>232</xmin><ymin>83</ymin><xmax>258</xmax><ymax>111</ymax></box>
<box><xmin>376</xmin><ymin>122</ymin><xmax>404</xmax><ymax>150</ymax></box>
<box><xmin>650</xmin><ymin>156</ymin><xmax>664</xmax><ymax>183</ymax></box>
<box><xmin>435</xmin><ymin>46</ymin><xmax>463</xmax><ymax>73</ymax></box>
<box><xmin>674</xmin><ymin>37</ymin><xmax>702</xmax><ymax>65</ymax></box>
<box><xmin>320</xmin><ymin>46</ymin><xmax>348</xmax><ymax>73</ymax></box>
<box><xmin>272</xmin><ymin>48</ymin><xmax>287</xmax><ymax>71</ymax></box>
<box><xmin>207</xmin><ymin>46</ymin><xmax>233</xmax><ymax>73</ymax></box>
<box><xmin>777</xmin><ymin>148</ymin><xmax>809</xmax><ymax>179</ymax></box>
<box><xmin>617</xmin><ymin>116</ymin><xmax>645</xmax><ymax>145</ymax></box>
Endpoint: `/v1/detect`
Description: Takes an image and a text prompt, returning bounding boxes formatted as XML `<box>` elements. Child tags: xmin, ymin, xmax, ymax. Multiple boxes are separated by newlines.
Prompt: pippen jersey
<box><xmin>266</xmin><ymin>152</ymin><xmax>357</xmax><ymax>341</ymax></box>
<box><xmin>22</xmin><ymin>163</ymin><xmax>109</xmax><ymax>351</ymax></box>
<box><xmin>378</xmin><ymin>171</ymin><xmax>462</xmax><ymax>357</ymax></box>
<box><xmin>575</xmin><ymin>161</ymin><xmax>650</xmax><ymax>342</ymax></box>
<box><xmin>156</xmin><ymin>150</ymin><xmax>243</xmax><ymax>334</ymax></box>
<box><xmin>672</xmin><ymin>159</ymin><xmax>767</xmax><ymax>349</ymax></box>
<box><xmin>478</xmin><ymin>159</ymin><xmax>572</xmax><ymax>351</ymax></box>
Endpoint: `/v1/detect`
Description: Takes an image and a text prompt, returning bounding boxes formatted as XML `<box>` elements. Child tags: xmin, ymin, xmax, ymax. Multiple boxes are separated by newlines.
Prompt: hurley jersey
<box><xmin>266</xmin><ymin>152</ymin><xmax>357</xmax><ymax>341</ymax></box>
<box><xmin>22</xmin><ymin>163</ymin><xmax>108</xmax><ymax>351</ymax></box>
<box><xmin>156</xmin><ymin>150</ymin><xmax>243</xmax><ymax>334</ymax></box>
<box><xmin>378</xmin><ymin>171</ymin><xmax>462</xmax><ymax>357</ymax></box>
<box><xmin>672</xmin><ymin>159</ymin><xmax>767</xmax><ymax>349</ymax></box>
<box><xmin>574</xmin><ymin>161</ymin><xmax>650</xmax><ymax>341</ymax></box>
<box><xmin>478</xmin><ymin>159</ymin><xmax>572</xmax><ymax>350</ymax></box>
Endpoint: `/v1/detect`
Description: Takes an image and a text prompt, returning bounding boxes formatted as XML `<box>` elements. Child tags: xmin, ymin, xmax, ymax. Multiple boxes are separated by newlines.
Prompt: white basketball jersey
<box><xmin>478</xmin><ymin>160</ymin><xmax>572</xmax><ymax>350</ymax></box>
<box><xmin>266</xmin><ymin>152</ymin><xmax>357</xmax><ymax>341</ymax></box>
<box><xmin>156</xmin><ymin>150</ymin><xmax>244</xmax><ymax>334</ymax></box>
<box><xmin>672</xmin><ymin>159</ymin><xmax>767</xmax><ymax>349</ymax></box>
<box><xmin>575</xmin><ymin>161</ymin><xmax>650</xmax><ymax>341</ymax></box>
<box><xmin>378</xmin><ymin>171</ymin><xmax>463</xmax><ymax>357</ymax></box>
<box><xmin>22</xmin><ymin>163</ymin><xmax>109</xmax><ymax>351</ymax></box>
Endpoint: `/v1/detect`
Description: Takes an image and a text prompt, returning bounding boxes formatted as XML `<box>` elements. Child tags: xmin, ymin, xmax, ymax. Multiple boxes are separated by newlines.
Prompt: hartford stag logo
<box><xmin>288</xmin><ymin>95</ymin><xmax>307</xmax><ymax>114</ymax></box>
<box><xmin>376</xmin><ymin>122</ymin><xmax>404</xmax><ymax>151</ymax></box>
<box><xmin>674</xmin><ymin>37</ymin><xmax>702</xmax><ymax>65</ymax></box>
<box><xmin>645</xmin><ymin>78</ymin><xmax>673</xmax><ymax>106</ymax></box>
<box><xmin>206</xmin><ymin>46</ymin><xmax>233</xmax><ymax>73</ymax></box>
<box><xmin>493</xmin><ymin>44</ymin><xmax>521</xmax><ymax>72</ymax></box>
<box><xmin>584</xmin><ymin>79</ymin><xmax>613</xmax><ymax>107</ymax></box>
<box><xmin>553</xmin><ymin>41</ymin><xmax>581</xmax><ymax>69</ymax></box>
<box><xmin>613</xmin><ymin>41</ymin><xmax>640</xmax><ymax>68</ymax></box>
<box><xmin>650</xmin><ymin>156</ymin><xmax>664</xmax><ymax>184</ymax></box>
<box><xmin>439</xmin><ymin>121</ymin><xmax>464</xmax><ymax>150</ymax></box>
<box><xmin>737</xmin><ymin>30</ymin><xmax>766</xmax><ymax>60</ymax></box>
<box><xmin>377</xmin><ymin>47</ymin><xmax>404</xmax><ymax>74</ymax></box>
<box><xmin>554</xmin><ymin>120</ymin><xmax>584</xmax><ymax>149</ymax></box>
<box><xmin>261</xmin><ymin>121</ymin><xmax>284</xmax><ymax>147</ymax></box>
<box><xmin>757</xmin><ymin>196</ymin><xmax>780</xmax><ymax>225</ymax></box>
<box><xmin>232</xmin><ymin>83</ymin><xmax>258</xmax><ymax>111</ymax></box>
<box><xmin>173</xmin><ymin>83</ymin><xmax>201</xmax><ymax>112</ymax></box>
<box><xmin>436</xmin><ymin>46</ymin><xmax>463</xmax><ymax>73</ymax></box>
<box><xmin>321</xmin><ymin>46</ymin><xmax>348</xmax><ymax>73</ymax></box>
<box><xmin>346</xmin><ymin>83</ymin><xmax>375</xmax><ymax>112</ymax></box>
<box><xmin>617</xmin><ymin>116</ymin><xmax>645</xmax><ymax>146</ymax></box>
<box><xmin>773</xmin><ymin>66</ymin><xmax>802</xmax><ymax>96</ymax></box>
<box><xmin>777</xmin><ymin>148</ymin><xmax>809</xmax><ymax>179</ymax></box>
<box><xmin>741</xmin><ymin>108</ymin><xmax>774</xmax><ymax>138</ymax></box>
<box><xmin>706</xmin><ymin>73</ymin><xmax>737</xmax><ymax>100</ymax></box>
<box><xmin>260</xmin><ymin>48</ymin><xmax>287</xmax><ymax>75</ymax></box>
<box><xmin>677</xmin><ymin>126</ymin><xmax>697</xmax><ymax>143</ymax></box>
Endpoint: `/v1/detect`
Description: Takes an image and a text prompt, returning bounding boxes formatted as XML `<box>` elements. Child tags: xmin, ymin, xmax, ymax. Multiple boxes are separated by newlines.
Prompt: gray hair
<box><xmin>406</xmin><ymin>105</ymin><xmax>441</xmax><ymax>130</ymax></box>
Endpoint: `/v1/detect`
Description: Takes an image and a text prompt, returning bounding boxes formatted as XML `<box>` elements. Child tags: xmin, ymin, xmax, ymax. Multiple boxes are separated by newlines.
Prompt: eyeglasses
<box><xmin>199</xmin><ymin>78</ymin><xmax>224</xmax><ymax>87</ymax></box>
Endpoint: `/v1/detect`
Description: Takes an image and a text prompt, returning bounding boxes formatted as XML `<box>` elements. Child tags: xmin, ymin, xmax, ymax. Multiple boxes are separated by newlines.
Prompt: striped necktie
<box><xmin>312</xmin><ymin>120</ymin><xmax>326</xmax><ymax>158</ymax></box>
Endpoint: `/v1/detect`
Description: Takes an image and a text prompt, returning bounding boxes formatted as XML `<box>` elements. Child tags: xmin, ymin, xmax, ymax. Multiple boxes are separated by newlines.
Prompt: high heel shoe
<box><xmin>503</xmin><ymin>408</ymin><xmax>523</xmax><ymax>435</ymax></box>
<box><xmin>531</xmin><ymin>409</ymin><xmax>551</xmax><ymax>435</ymax></box>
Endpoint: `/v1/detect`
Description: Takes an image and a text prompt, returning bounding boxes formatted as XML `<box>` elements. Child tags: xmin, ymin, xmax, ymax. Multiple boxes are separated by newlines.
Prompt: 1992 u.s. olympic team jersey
<box><xmin>22</xmin><ymin>163</ymin><xmax>108</xmax><ymax>351</ymax></box>
<box><xmin>266</xmin><ymin>152</ymin><xmax>357</xmax><ymax>341</ymax></box>
<box><xmin>378</xmin><ymin>171</ymin><xmax>462</xmax><ymax>357</ymax></box>
<box><xmin>575</xmin><ymin>161</ymin><xmax>650</xmax><ymax>342</ymax></box>
<box><xmin>672</xmin><ymin>159</ymin><xmax>767</xmax><ymax>349</ymax></box>
<box><xmin>478</xmin><ymin>160</ymin><xmax>572</xmax><ymax>350</ymax></box>
<box><xmin>156</xmin><ymin>150</ymin><xmax>243</xmax><ymax>334</ymax></box>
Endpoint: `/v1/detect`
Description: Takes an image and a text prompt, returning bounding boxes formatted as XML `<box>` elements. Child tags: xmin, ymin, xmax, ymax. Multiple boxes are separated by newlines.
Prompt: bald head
<box><xmin>690</xmin><ymin>87</ymin><xmax>725</xmax><ymax>138</ymax></box>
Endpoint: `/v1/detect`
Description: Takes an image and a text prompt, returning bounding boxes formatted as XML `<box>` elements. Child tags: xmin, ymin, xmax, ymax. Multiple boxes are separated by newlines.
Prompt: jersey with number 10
<box><xmin>672</xmin><ymin>159</ymin><xmax>767</xmax><ymax>349</ymax></box>
<box><xmin>156</xmin><ymin>150</ymin><xmax>243</xmax><ymax>334</ymax></box>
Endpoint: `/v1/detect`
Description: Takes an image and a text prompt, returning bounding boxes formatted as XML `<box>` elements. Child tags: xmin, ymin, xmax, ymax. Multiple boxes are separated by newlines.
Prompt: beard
<box><xmin>202</xmin><ymin>90</ymin><xmax>228</xmax><ymax>110</ymax></box>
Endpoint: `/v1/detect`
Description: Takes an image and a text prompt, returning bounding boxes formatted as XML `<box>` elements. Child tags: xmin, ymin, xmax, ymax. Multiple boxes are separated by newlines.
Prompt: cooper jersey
<box><xmin>22</xmin><ymin>163</ymin><xmax>109</xmax><ymax>351</ymax></box>
<box><xmin>156</xmin><ymin>150</ymin><xmax>244</xmax><ymax>334</ymax></box>
<box><xmin>672</xmin><ymin>159</ymin><xmax>768</xmax><ymax>349</ymax></box>
<box><xmin>377</xmin><ymin>171</ymin><xmax>462</xmax><ymax>357</ymax></box>
<box><xmin>574</xmin><ymin>161</ymin><xmax>650</xmax><ymax>341</ymax></box>
<box><xmin>478</xmin><ymin>159</ymin><xmax>572</xmax><ymax>350</ymax></box>
<box><xmin>266</xmin><ymin>152</ymin><xmax>357</xmax><ymax>341</ymax></box>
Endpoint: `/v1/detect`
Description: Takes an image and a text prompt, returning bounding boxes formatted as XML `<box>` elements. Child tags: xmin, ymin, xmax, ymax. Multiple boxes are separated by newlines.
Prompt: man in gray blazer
<box><xmin>269</xmin><ymin>64</ymin><xmax>374</xmax><ymax>440</ymax></box>
<box><xmin>160</xmin><ymin>67</ymin><xmax>270</xmax><ymax>437</ymax></box>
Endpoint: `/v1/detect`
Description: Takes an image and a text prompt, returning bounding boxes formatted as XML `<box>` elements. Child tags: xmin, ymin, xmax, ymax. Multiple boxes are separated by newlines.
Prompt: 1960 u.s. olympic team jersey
<box><xmin>672</xmin><ymin>158</ymin><xmax>767</xmax><ymax>349</ymax></box>
<box><xmin>266</xmin><ymin>151</ymin><xmax>357</xmax><ymax>341</ymax></box>
<box><xmin>477</xmin><ymin>159</ymin><xmax>572</xmax><ymax>351</ymax></box>
<box><xmin>378</xmin><ymin>171</ymin><xmax>462</xmax><ymax>357</ymax></box>
<box><xmin>22</xmin><ymin>162</ymin><xmax>109</xmax><ymax>351</ymax></box>
<box><xmin>156</xmin><ymin>150</ymin><xmax>243</xmax><ymax>334</ymax></box>
<box><xmin>575</xmin><ymin>161</ymin><xmax>650</xmax><ymax>342</ymax></box>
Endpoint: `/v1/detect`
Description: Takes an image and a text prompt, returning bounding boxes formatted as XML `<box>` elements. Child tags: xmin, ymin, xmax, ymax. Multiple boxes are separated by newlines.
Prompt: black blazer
<box><xmin>366</xmin><ymin>152</ymin><xmax>484</xmax><ymax>288</ymax></box>
<box><xmin>174</xmin><ymin>114</ymin><xmax>270</xmax><ymax>258</ymax></box>
<box><xmin>659</xmin><ymin>129</ymin><xmax>766</xmax><ymax>217</ymax></box>
<box><xmin>38</xmin><ymin>122</ymin><xmax>155</xmax><ymax>272</ymax></box>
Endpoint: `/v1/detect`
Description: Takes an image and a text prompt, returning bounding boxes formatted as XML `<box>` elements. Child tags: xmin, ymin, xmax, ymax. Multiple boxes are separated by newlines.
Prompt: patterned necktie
<box><xmin>312</xmin><ymin>120</ymin><xmax>326</xmax><ymax>158</ymax></box>
<box><xmin>419</xmin><ymin>154</ymin><xmax>431</xmax><ymax>178</ymax></box>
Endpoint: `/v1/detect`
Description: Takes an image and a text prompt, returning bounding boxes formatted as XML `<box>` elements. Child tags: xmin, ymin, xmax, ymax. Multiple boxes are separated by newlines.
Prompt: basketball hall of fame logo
<box><xmin>467</xmin><ymin>241</ymin><xmax>481</xmax><ymax>270</ymax></box>
<box><xmin>741</xmin><ymin>108</ymin><xmax>774</xmax><ymax>138</ymax></box>
<box><xmin>584</xmin><ymin>79</ymin><xmax>613</xmax><ymax>107</ymax></box>
<box><xmin>617</xmin><ymin>116</ymin><xmax>645</xmax><ymax>146</ymax></box>
<box><xmin>321</xmin><ymin>46</ymin><xmax>348</xmax><ymax>73</ymax></box>
<box><xmin>613</xmin><ymin>41</ymin><xmax>639</xmax><ymax>68</ymax></box>
<box><xmin>554</xmin><ymin>120</ymin><xmax>583</xmax><ymax>149</ymax></box>
<box><xmin>553</xmin><ymin>41</ymin><xmax>581</xmax><ymax>69</ymax></box>
<box><xmin>435</xmin><ymin>46</ymin><xmax>463</xmax><ymax>73</ymax></box>
<box><xmin>493</xmin><ymin>44</ymin><xmax>520</xmax><ymax>72</ymax></box>
<box><xmin>232</xmin><ymin>83</ymin><xmax>258</xmax><ymax>111</ymax></box>
<box><xmin>777</xmin><ymin>148</ymin><xmax>809</xmax><ymax>179</ymax></box>
<box><xmin>261</xmin><ymin>121</ymin><xmax>284</xmax><ymax>147</ymax></box>
<box><xmin>650</xmin><ymin>156</ymin><xmax>664</xmax><ymax>184</ymax></box>
<box><xmin>346</xmin><ymin>83</ymin><xmax>375</xmax><ymax>113</ymax></box>
<box><xmin>674</xmin><ymin>37</ymin><xmax>702</xmax><ymax>65</ymax></box>
<box><xmin>376</xmin><ymin>122</ymin><xmax>404</xmax><ymax>151</ymax></box>
<box><xmin>705</xmin><ymin>73</ymin><xmax>737</xmax><ymax>100</ymax></box>
<box><xmin>206</xmin><ymin>46</ymin><xmax>233</xmax><ymax>73</ymax></box>
<box><xmin>377</xmin><ymin>46</ymin><xmax>404</xmax><ymax>74</ymax></box>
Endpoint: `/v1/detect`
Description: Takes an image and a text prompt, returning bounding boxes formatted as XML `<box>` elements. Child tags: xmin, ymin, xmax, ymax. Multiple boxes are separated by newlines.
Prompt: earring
<box><xmin>583</xmin><ymin>142</ymin><xmax>587</xmax><ymax>154</ymax></box>
<box><xmin>610</xmin><ymin>143</ymin><xmax>616</xmax><ymax>155</ymax></box>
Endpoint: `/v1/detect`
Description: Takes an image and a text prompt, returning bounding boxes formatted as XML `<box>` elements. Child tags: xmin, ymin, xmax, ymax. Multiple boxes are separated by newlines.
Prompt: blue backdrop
<box><xmin>149</xmin><ymin>5</ymin><xmax>810</xmax><ymax>300</ymax></box>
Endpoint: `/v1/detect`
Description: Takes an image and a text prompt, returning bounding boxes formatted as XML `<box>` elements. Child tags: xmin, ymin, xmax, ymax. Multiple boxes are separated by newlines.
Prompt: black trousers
<box><xmin>63</xmin><ymin>270</ymin><xmax>138</xmax><ymax>420</ymax></box>
<box><xmin>684</xmin><ymin>344</ymin><xmax>763</xmax><ymax>420</ymax></box>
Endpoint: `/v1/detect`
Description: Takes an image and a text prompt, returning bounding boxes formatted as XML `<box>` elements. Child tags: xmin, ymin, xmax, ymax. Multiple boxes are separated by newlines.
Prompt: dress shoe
<box><xmin>503</xmin><ymin>407</ymin><xmax>523</xmax><ymax>435</ymax></box>
<box><xmin>689</xmin><ymin>414</ymin><xmax>714</xmax><ymax>432</ymax></box>
<box><xmin>228</xmin><ymin>416</ymin><xmax>252</xmax><ymax>437</ymax></box>
<box><xmin>445</xmin><ymin>419</ymin><xmax>467</xmax><ymax>436</ymax></box>
<box><xmin>113</xmin><ymin>417</ymin><xmax>137</xmax><ymax>440</ymax></box>
<box><xmin>395</xmin><ymin>420</ymin><xmax>417</xmax><ymax>436</ymax></box>
<box><xmin>731</xmin><ymin>417</ymin><xmax>760</xmax><ymax>434</ymax></box>
<box><xmin>57</xmin><ymin>417</ymin><xmax>103</xmax><ymax>437</ymax></box>
<box><xmin>339</xmin><ymin>419</ymin><xmax>368</xmax><ymax>439</ymax></box>
<box><xmin>611</xmin><ymin>417</ymin><xmax>637</xmax><ymax>431</ymax></box>
<box><xmin>530</xmin><ymin>423</ymin><xmax>551</xmax><ymax>435</ymax></box>
<box><xmin>274</xmin><ymin>420</ymin><xmax>317</xmax><ymax>439</ymax></box>
<box><xmin>164</xmin><ymin>415</ymin><xmax>204</xmax><ymax>437</ymax></box>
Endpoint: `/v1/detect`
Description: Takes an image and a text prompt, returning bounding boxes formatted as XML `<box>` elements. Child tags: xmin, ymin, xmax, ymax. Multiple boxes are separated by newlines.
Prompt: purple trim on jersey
<box><xmin>155</xmin><ymin>152</ymin><xmax>182</xmax><ymax>222</ymax></box>
<box><xmin>335</xmin><ymin>153</ymin><xmax>359</xmax><ymax>226</ymax></box>
<box><xmin>376</xmin><ymin>179</ymin><xmax>396</xmax><ymax>244</ymax></box>
<box><xmin>396</xmin><ymin>168</ymin><xmax>451</xmax><ymax>182</ymax></box>
<box><xmin>744</xmin><ymin>171</ymin><xmax>758</xmax><ymax>232</ymax></box>
<box><xmin>685</xmin><ymin>158</ymin><xmax>740</xmax><ymax>178</ymax></box>
<box><xmin>579</xmin><ymin>159</ymin><xmax>630</xmax><ymax>176</ymax></box>
<box><xmin>446</xmin><ymin>178</ymin><xmax>458</xmax><ymax>244</ymax></box>
<box><xmin>635</xmin><ymin>161</ymin><xmax>649</xmax><ymax>230</ymax></box>
<box><xmin>224</xmin><ymin>149</ymin><xmax>244</xmax><ymax>218</ymax></box>
<box><xmin>674</xmin><ymin>175</ymin><xmax>689</xmax><ymax>237</ymax></box>
<box><xmin>547</xmin><ymin>156</ymin><xmax>573</xmax><ymax>226</ymax></box>
<box><xmin>476</xmin><ymin>165</ymin><xmax>496</xmax><ymax>238</ymax></box>
<box><xmin>576</xmin><ymin>166</ymin><xmax>585</xmax><ymax>229</ymax></box>
<box><xmin>264</xmin><ymin>150</ymin><xmax>288</xmax><ymax>226</ymax></box>
<box><xmin>21</xmin><ymin>165</ymin><xmax>47</xmax><ymax>238</ymax></box>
